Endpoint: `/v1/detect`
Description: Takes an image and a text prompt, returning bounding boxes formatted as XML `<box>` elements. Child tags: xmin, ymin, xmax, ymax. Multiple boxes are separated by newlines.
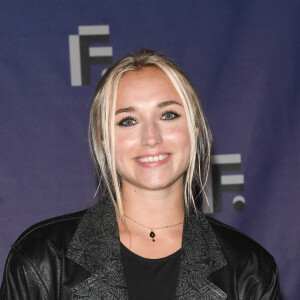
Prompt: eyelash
<box><xmin>117</xmin><ymin>111</ymin><xmax>180</xmax><ymax>127</ymax></box>
<box><xmin>161</xmin><ymin>110</ymin><xmax>180</xmax><ymax>120</ymax></box>
<box><xmin>117</xmin><ymin>116</ymin><xmax>137</xmax><ymax>127</ymax></box>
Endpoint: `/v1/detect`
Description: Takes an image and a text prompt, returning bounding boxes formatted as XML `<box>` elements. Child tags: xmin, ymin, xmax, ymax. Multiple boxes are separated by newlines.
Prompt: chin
<box><xmin>138</xmin><ymin>179</ymin><xmax>181</xmax><ymax>191</ymax></box>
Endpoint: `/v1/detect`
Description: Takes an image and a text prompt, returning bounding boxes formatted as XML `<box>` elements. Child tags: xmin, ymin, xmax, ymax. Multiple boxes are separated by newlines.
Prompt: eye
<box><xmin>118</xmin><ymin>116</ymin><xmax>137</xmax><ymax>127</ymax></box>
<box><xmin>161</xmin><ymin>111</ymin><xmax>180</xmax><ymax>120</ymax></box>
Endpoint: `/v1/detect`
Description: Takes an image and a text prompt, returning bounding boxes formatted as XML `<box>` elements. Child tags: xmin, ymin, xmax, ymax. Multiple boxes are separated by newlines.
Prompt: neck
<box><xmin>120</xmin><ymin>181</ymin><xmax>185</xmax><ymax>227</ymax></box>
<box><xmin>117</xmin><ymin>180</ymin><xmax>185</xmax><ymax>257</ymax></box>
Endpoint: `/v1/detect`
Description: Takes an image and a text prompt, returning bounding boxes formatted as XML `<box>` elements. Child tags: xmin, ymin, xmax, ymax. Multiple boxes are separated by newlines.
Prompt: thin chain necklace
<box><xmin>124</xmin><ymin>214</ymin><xmax>184</xmax><ymax>242</ymax></box>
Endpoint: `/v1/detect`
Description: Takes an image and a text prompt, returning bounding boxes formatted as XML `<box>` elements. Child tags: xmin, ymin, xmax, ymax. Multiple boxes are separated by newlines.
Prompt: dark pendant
<box><xmin>150</xmin><ymin>231</ymin><xmax>155</xmax><ymax>242</ymax></box>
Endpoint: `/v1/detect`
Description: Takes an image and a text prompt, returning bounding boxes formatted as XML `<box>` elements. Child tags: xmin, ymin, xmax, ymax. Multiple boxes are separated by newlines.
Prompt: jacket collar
<box><xmin>67</xmin><ymin>196</ymin><xmax>227</xmax><ymax>299</ymax></box>
<box><xmin>175</xmin><ymin>211</ymin><xmax>227</xmax><ymax>299</ymax></box>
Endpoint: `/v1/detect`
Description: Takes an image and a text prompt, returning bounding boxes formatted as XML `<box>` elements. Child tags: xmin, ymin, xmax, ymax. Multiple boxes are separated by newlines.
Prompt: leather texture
<box><xmin>0</xmin><ymin>195</ymin><xmax>280</xmax><ymax>299</ymax></box>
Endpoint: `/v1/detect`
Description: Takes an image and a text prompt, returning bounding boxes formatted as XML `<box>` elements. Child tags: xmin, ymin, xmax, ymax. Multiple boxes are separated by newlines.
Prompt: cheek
<box><xmin>166</xmin><ymin>124</ymin><xmax>191</xmax><ymax>148</ymax></box>
<box><xmin>166</xmin><ymin>125</ymin><xmax>191</xmax><ymax>166</ymax></box>
<box><xmin>115</xmin><ymin>131</ymin><xmax>138</xmax><ymax>171</ymax></box>
<box><xmin>114</xmin><ymin>135</ymin><xmax>127</xmax><ymax>175</ymax></box>
<box><xmin>114</xmin><ymin>131</ymin><xmax>140</xmax><ymax>179</ymax></box>
<box><xmin>115</xmin><ymin>131</ymin><xmax>135</xmax><ymax>151</ymax></box>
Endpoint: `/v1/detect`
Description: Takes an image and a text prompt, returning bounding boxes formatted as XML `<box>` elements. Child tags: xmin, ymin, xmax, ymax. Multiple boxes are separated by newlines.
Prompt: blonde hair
<box><xmin>89</xmin><ymin>49</ymin><xmax>212</xmax><ymax>217</ymax></box>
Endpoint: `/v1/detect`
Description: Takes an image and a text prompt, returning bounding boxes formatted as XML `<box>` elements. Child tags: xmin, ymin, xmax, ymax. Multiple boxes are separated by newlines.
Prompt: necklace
<box><xmin>124</xmin><ymin>214</ymin><xmax>184</xmax><ymax>242</ymax></box>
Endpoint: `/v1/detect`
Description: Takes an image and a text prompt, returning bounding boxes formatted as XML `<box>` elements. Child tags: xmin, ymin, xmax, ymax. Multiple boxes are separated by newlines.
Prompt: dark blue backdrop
<box><xmin>0</xmin><ymin>1</ymin><xmax>299</xmax><ymax>298</ymax></box>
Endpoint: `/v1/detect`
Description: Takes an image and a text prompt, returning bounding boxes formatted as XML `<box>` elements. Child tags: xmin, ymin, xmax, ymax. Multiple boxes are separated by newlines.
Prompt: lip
<box><xmin>134</xmin><ymin>152</ymin><xmax>171</xmax><ymax>168</ymax></box>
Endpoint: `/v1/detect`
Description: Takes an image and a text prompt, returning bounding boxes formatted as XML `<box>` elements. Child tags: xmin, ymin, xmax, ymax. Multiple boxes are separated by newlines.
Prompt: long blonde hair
<box><xmin>89</xmin><ymin>49</ymin><xmax>212</xmax><ymax>217</ymax></box>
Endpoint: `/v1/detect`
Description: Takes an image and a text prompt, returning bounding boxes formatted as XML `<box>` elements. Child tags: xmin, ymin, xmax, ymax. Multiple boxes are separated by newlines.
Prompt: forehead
<box><xmin>116</xmin><ymin>66</ymin><xmax>181</xmax><ymax>104</ymax></box>
<box><xmin>119</xmin><ymin>66</ymin><xmax>172</xmax><ymax>89</ymax></box>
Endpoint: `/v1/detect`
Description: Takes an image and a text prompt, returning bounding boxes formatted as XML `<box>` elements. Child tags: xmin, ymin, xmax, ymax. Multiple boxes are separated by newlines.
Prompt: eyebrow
<box><xmin>115</xmin><ymin>100</ymin><xmax>182</xmax><ymax>115</ymax></box>
<box><xmin>157</xmin><ymin>100</ymin><xmax>182</xmax><ymax>108</ymax></box>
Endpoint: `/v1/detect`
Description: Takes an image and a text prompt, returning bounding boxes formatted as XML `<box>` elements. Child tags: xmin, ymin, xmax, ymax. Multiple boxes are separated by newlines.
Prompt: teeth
<box><xmin>138</xmin><ymin>154</ymin><xmax>169</xmax><ymax>163</ymax></box>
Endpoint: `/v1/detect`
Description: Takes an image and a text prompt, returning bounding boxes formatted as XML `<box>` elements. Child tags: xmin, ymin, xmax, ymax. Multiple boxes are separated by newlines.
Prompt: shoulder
<box><xmin>205</xmin><ymin>215</ymin><xmax>276</xmax><ymax>265</ymax></box>
<box><xmin>1</xmin><ymin>210</ymin><xmax>91</xmax><ymax>299</ymax></box>
<box><xmin>204</xmin><ymin>215</ymin><xmax>280</xmax><ymax>298</ymax></box>
<box><xmin>1</xmin><ymin>209</ymin><xmax>88</xmax><ymax>299</ymax></box>
<box><xmin>11</xmin><ymin>209</ymin><xmax>87</xmax><ymax>259</ymax></box>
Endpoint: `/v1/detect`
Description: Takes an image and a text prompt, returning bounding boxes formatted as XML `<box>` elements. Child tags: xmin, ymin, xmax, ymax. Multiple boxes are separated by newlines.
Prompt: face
<box><xmin>114</xmin><ymin>67</ymin><xmax>191</xmax><ymax>192</ymax></box>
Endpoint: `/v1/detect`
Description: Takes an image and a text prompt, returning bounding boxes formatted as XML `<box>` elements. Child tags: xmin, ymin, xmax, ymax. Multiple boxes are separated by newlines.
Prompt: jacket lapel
<box><xmin>67</xmin><ymin>196</ymin><xmax>227</xmax><ymax>299</ymax></box>
<box><xmin>175</xmin><ymin>212</ymin><xmax>227</xmax><ymax>299</ymax></box>
<box><xmin>66</xmin><ymin>196</ymin><xmax>128</xmax><ymax>299</ymax></box>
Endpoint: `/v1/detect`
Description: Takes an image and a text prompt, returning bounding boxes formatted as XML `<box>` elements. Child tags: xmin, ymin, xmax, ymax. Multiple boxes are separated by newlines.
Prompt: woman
<box><xmin>1</xmin><ymin>49</ymin><xmax>280</xmax><ymax>299</ymax></box>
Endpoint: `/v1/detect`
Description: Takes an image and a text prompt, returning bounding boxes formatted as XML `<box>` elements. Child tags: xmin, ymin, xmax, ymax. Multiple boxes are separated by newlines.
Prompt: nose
<box><xmin>141</xmin><ymin>121</ymin><xmax>162</xmax><ymax>148</ymax></box>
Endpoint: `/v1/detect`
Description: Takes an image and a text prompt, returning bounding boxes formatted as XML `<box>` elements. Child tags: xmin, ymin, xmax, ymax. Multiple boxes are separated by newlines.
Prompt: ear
<box><xmin>196</xmin><ymin>127</ymin><xmax>199</xmax><ymax>137</ymax></box>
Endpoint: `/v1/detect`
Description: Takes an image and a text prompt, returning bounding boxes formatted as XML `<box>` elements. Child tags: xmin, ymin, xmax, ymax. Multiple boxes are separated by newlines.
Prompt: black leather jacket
<box><xmin>0</xmin><ymin>196</ymin><xmax>280</xmax><ymax>299</ymax></box>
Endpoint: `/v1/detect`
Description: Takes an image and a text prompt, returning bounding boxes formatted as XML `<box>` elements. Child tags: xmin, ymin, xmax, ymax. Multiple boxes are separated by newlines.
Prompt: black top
<box><xmin>120</xmin><ymin>243</ymin><xmax>182</xmax><ymax>300</ymax></box>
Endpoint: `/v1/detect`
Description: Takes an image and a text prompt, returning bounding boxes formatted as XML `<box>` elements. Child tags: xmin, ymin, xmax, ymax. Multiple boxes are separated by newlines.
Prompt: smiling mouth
<box><xmin>137</xmin><ymin>154</ymin><xmax>169</xmax><ymax>163</ymax></box>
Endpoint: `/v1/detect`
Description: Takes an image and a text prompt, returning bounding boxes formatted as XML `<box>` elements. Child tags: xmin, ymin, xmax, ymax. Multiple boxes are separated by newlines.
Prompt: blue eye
<box><xmin>162</xmin><ymin>111</ymin><xmax>179</xmax><ymax>120</ymax></box>
<box><xmin>118</xmin><ymin>117</ymin><xmax>137</xmax><ymax>126</ymax></box>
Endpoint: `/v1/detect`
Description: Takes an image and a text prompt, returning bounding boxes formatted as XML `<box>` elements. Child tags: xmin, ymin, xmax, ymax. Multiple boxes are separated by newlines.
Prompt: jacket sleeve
<box><xmin>0</xmin><ymin>247</ymin><xmax>50</xmax><ymax>300</ymax></box>
<box><xmin>243</xmin><ymin>258</ymin><xmax>281</xmax><ymax>300</ymax></box>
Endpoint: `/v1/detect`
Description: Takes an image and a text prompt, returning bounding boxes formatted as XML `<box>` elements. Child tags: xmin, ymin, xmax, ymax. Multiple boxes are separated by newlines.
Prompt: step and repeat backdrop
<box><xmin>0</xmin><ymin>1</ymin><xmax>299</xmax><ymax>298</ymax></box>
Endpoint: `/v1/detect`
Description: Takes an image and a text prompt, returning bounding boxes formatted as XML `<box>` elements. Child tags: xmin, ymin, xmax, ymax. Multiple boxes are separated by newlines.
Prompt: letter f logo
<box><xmin>69</xmin><ymin>25</ymin><xmax>113</xmax><ymax>86</ymax></box>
